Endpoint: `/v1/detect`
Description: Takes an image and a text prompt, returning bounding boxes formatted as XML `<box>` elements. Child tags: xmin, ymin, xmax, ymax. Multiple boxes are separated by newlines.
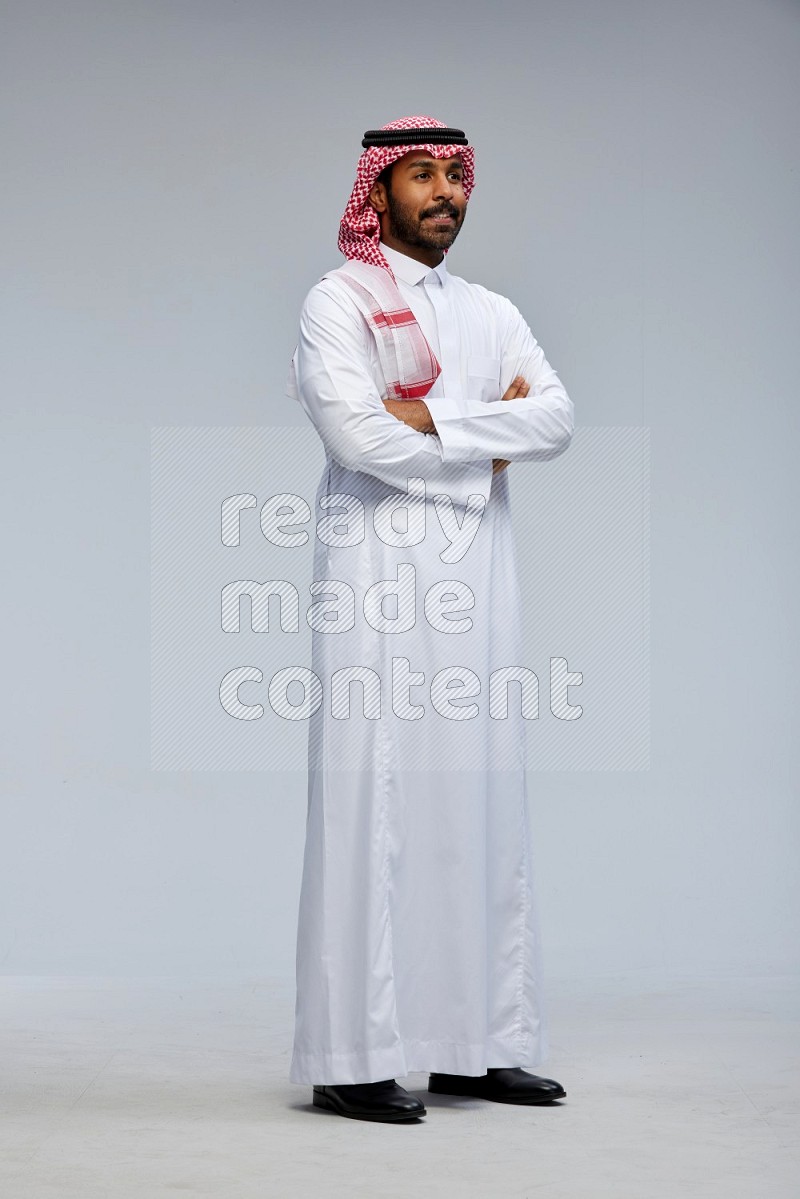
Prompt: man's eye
<box><xmin>414</xmin><ymin>170</ymin><xmax>462</xmax><ymax>181</ymax></box>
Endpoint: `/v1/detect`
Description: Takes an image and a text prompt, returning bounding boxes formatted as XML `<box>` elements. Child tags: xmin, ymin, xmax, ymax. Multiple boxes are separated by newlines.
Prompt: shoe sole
<box><xmin>313</xmin><ymin>1090</ymin><xmax>426</xmax><ymax>1122</ymax></box>
<box><xmin>428</xmin><ymin>1085</ymin><xmax>566</xmax><ymax>1104</ymax></box>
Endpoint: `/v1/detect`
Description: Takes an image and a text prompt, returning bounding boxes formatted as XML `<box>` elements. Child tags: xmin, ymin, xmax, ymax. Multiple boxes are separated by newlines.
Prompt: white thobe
<box><xmin>288</xmin><ymin>240</ymin><xmax>574</xmax><ymax>1085</ymax></box>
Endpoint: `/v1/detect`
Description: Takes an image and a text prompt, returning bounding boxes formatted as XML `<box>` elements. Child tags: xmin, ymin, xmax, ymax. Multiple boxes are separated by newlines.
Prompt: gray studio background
<box><xmin>1</xmin><ymin>0</ymin><xmax>797</xmax><ymax>984</ymax></box>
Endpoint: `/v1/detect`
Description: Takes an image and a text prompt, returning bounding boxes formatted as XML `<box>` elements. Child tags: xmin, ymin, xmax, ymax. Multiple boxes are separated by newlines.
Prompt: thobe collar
<box><xmin>380</xmin><ymin>241</ymin><xmax>449</xmax><ymax>289</ymax></box>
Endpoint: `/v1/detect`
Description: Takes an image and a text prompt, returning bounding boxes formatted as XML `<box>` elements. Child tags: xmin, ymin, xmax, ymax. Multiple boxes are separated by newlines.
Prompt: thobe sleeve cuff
<box><xmin>425</xmin><ymin>437</ymin><xmax>494</xmax><ymax>505</ymax></box>
<box><xmin>426</xmin><ymin>395</ymin><xmax>488</xmax><ymax>463</ymax></box>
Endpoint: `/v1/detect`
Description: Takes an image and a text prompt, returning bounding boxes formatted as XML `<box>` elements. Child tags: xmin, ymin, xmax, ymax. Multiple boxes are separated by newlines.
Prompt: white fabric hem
<box><xmin>288</xmin><ymin>1029</ymin><xmax>548</xmax><ymax>1086</ymax></box>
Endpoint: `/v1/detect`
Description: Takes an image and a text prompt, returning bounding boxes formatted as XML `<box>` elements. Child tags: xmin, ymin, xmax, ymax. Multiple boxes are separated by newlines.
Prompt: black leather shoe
<box><xmin>312</xmin><ymin>1079</ymin><xmax>426</xmax><ymax>1122</ymax></box>
<box><xmin>428</xmin><ymin>1067</ymin><xmax>566</xmax><ymax>1104</ymax></box>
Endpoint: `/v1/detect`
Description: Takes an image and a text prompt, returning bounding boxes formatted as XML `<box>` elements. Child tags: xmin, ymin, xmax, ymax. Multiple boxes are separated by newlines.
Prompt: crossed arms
<box><xmin>383</xmin><ymin>375</ymin><xmax>534</xmax><ymax>475</ymax></box>
<box><xmin>293</xmin><ymin>277</ymin><xmax>574</xmax><ymax>507</ymax></box>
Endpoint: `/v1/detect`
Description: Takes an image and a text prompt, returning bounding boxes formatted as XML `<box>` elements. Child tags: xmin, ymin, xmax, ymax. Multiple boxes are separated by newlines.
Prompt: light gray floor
<box><xmin>1</xmin><ymin>972</ymin><xmax>797</xmax><ymax>1198</ymax></box>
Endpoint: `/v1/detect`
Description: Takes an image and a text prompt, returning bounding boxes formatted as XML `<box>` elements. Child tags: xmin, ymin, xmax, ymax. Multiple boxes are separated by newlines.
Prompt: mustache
<box><xmin>421</xmin><ymin>205</ymin><xmax>459</xmax><ymax>219</ymax></box>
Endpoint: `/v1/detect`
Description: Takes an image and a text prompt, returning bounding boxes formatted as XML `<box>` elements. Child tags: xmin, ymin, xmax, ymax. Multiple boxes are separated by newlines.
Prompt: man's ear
<box><xmin>368</xmin><ymin>181</ymin><xmax>388</xmax><ymax>214</ymax></box>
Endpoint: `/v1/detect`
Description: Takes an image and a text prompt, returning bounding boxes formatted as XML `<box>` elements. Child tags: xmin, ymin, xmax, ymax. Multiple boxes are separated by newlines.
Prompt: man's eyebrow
<box><xmin>402</xmin><ymin>158</ymin><xmax>464</xmax><ymax>171</ymax></box>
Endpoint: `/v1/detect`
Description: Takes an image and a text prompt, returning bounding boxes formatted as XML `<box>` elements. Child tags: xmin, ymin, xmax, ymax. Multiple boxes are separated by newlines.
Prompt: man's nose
<box><xmin>433</xmin><ymin>173</ymin><xmax>455</xmax><ymax>200</ymax></box>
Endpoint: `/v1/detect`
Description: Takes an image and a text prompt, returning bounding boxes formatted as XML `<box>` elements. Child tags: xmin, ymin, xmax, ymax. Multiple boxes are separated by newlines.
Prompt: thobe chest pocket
<box><xmin>466</xmin><ymin>354</ymin><xmax>502</xmax><ymax>403</ymax></box>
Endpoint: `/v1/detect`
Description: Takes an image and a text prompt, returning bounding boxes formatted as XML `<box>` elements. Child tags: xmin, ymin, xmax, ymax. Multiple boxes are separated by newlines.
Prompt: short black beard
<box><xmin>385</xmin><ymin>190</ymin><xmax>463</xmax><ymax>251</ymax></box>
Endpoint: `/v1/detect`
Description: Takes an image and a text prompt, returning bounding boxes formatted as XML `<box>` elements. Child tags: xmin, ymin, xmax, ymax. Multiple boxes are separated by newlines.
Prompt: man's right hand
<box><xmin>492</xmin><ymin>375</ymin><xmax>530</xmax><ymax>474</ymax></box>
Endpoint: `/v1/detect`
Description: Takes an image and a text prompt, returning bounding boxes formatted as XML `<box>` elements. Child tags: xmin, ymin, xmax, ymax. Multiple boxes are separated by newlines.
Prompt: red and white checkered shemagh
<box><xmin>334</xmin><ymin>114</ymin><xmax>476</xmax><ymax>400</ymax></box>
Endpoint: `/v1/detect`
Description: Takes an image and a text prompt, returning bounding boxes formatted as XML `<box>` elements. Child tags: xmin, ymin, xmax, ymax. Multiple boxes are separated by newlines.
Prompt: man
<box><xmin>286</xmin><ymin>115</ymin><xmax>574</xmax><ymax>1123</ymax></box>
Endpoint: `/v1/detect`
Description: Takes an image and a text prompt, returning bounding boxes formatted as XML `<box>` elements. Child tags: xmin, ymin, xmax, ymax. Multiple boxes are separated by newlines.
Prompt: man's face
<box><xmin>369</xmin><ymin>152</ymin><xmax>467</xmax><ymax>262</ymax></box>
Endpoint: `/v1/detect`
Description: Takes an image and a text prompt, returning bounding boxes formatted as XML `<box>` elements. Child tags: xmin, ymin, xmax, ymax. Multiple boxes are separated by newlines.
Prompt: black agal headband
<box><xmin>361</xmin><ymin>126</ymin><xmax>469</xmax><ymax>148</ymax></box>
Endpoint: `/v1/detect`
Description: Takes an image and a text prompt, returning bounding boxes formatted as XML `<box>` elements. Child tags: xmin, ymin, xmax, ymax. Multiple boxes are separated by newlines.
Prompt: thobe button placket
<box><xmin>422</xmin><ymin>271</ymin><xmax>463</xmax><ymax>402</ymax></box>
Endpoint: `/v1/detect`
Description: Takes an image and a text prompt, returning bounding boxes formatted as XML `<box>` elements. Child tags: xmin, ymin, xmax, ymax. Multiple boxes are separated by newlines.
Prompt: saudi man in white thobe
<box><xmin>285</xmin><ymin>116</ymin><xmax>574</xmax><ymax>1123</ymax></box>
